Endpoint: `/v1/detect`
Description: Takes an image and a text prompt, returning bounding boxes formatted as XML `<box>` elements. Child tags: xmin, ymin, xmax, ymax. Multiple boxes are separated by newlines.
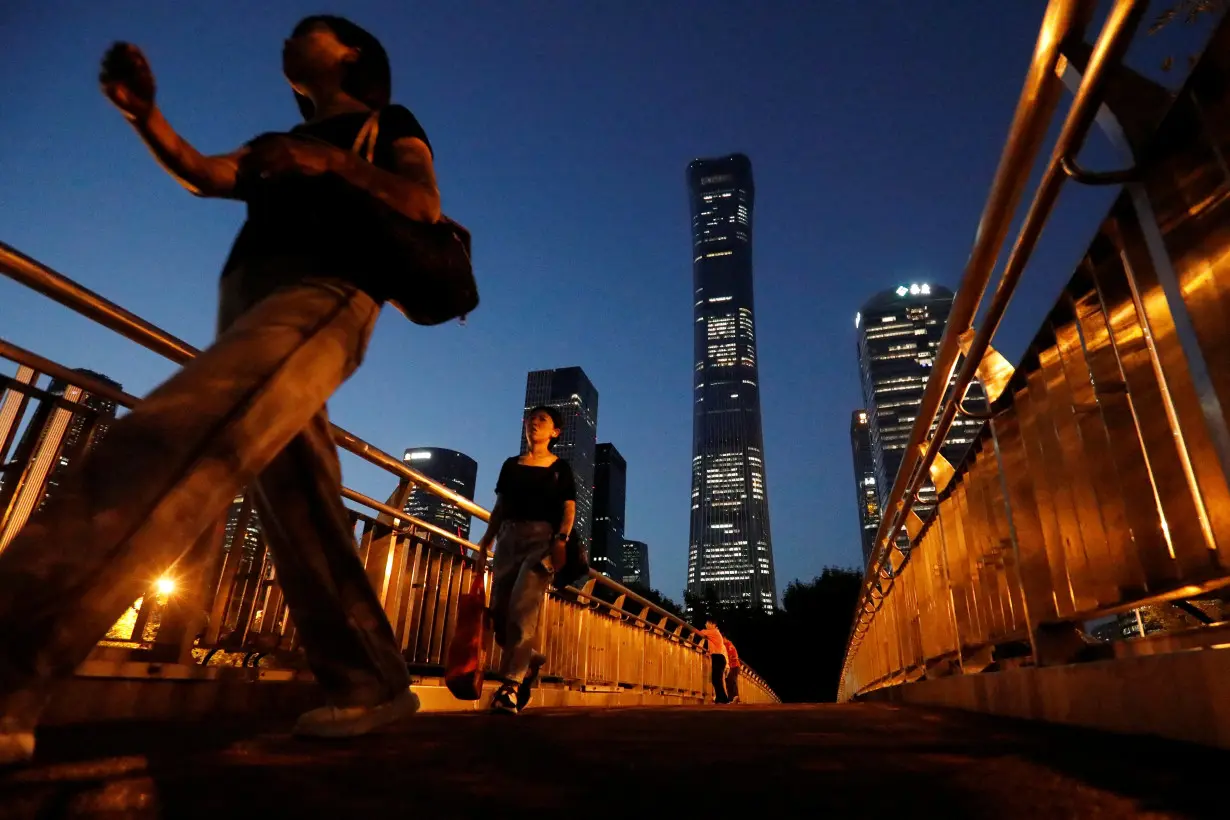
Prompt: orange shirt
<box><xmin>700</xmin><ymin>627</ymin><xmax>727</xmax><ymax>658</ymax></box>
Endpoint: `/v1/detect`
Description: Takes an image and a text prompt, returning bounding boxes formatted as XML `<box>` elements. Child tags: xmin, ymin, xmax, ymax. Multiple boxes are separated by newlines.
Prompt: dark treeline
<box><xmin>684</xmin><ymin>568</ymin><xmax>863</xmax><ymax>703</ymax></box>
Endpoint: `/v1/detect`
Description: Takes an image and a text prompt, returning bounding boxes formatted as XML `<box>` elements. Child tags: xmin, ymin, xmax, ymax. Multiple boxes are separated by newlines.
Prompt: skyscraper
<box><xmin>855</xmin><ymin>283</ymin><xmax>986</xmax><ymax>521</ymax></box>
<box><xmin>849</xmin><ymin>410</ymin><xmax>881</xmax><ymax>567</ymax></box>
<box><xmin>222</xmin><ymin>494</ymin><xmax>262</xmax><ymax>561</ymax></box>
<box><xmin>1</xmin><ymin>369</ymin><xmax>122</xmax><ymax>551</ymax></box>
<box><xmin>686</xmin><ymin>153</ymin><xmax>777</xmax><ymax>614</ymax></box>
<box><xmin>592</xmin><ymin>443</ymin><xmax>626</xmax><ymax>579</ymax></box>
<box><xmin>622</xmin><ymin>539</ymin><xmax>651</xmax><ymax>589</ymax></box>
<box><xmin>402</xmin><ymin>447</ymin><xmax>479</xmax><ymax>545</ymax></box>
<box><xmin>522</xmin><ymin>367</ymin><xmax>599</xmax><ymax>552</ymax></box>
<box><xmin>29</xmin><ymin>369</ymin><xmax>122</xmax><ymax>512</ymax></box>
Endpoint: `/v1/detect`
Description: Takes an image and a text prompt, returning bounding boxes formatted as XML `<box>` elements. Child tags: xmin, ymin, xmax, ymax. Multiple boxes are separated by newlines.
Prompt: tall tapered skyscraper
<box><xmin>522</xmin><ymin>367</ymin><xmax>599</xmax><ymax>552</ymax></box>
<box><xmin>686</xmin><ymin>154</ymin><xmax>777</xmax><ymax>614</ymax></box>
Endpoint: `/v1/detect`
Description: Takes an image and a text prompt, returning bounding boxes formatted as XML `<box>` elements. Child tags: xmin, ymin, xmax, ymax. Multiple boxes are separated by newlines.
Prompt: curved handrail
<box><xmin>853</xmin><ymin>0</ymin><xmax>1092</xmax><ymax>619</ymax></box>
<box><xmin>0</xmin><ymin>336</ymin><xmax>482</xmax><ymax>555</ymax></box>
<box><xmin>841</xmin><ymin>0</ymin><xmax>1150</xmax><ymax>697</ymax></box>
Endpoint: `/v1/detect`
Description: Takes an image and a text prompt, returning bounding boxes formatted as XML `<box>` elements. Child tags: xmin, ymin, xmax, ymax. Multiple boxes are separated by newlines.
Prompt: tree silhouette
<box><xmin>690</xmin><ymin>567</ymin><xmax>864</xmax><ymax>702</ymax></box>
<box><xmin>609</xmin><ymin>568</ymin><xmax>864</xmax><ymax>701</ymax></box>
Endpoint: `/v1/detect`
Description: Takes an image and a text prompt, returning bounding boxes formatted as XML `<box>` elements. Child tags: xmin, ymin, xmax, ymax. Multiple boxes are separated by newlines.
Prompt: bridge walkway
<box><xmin>1</xmin><ymin>703</ymin><xmax>1223</xmax><ymax>819</ymax></box>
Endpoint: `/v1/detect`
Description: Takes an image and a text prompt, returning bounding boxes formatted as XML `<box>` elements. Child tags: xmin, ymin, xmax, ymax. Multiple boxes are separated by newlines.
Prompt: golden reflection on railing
<box><xmin>840</xmin><ymin>4</ymin><xmax>1230</xmax><ymax>700</ymax></box>
<box><xmin>0</xmin><ymin>256</ymin><xmax>779</xmax><ymax>706</ymax></box>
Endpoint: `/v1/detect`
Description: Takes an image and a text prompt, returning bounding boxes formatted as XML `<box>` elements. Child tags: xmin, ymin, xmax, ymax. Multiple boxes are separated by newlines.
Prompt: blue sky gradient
<box><xmin>0</xmin><ymin>1</ymin><xmax>1215</xmax><ymax>601</ymax></box>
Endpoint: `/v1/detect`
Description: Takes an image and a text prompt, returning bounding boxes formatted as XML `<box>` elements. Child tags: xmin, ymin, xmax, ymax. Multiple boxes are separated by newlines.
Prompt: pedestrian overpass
<box><xmin>841</xmin><ymin>0</ymin><xmax>1230</xmax><ymax>750</ymax></box>
<box><xmin>0</xmin><ymin>248</ymin><xmax>778</xmax><ymax>718</ymax></box>
<box><xmin>4</xmin><ymin>0</ymin><xmax>1230</xmax><ymax>814</ymax></box>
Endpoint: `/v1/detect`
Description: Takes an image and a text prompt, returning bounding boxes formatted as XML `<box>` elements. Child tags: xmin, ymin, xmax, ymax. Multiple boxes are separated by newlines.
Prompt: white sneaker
<box><xmin>0</xmin><ymin>730</ymin><xmax>34</xmax><ymax>765</ymax></box>
<box><xmin>293</xmin><ymin>689</ymin><xmax>420</xmax><ymax>739</ymax></box>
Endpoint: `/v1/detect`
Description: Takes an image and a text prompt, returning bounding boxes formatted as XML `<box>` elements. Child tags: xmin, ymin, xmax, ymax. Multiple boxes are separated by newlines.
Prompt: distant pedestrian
<box><xmin>699</xmin><ymin>620</ymin><xmax>729</xmax><ymax>704</ymax></box>
<box><xmin>724</xmin><ymin>638</ymin><xmax>742</xmax><ymax>704</ymax></box>
<box><xmin>475</xmin><ymin>406</ymin><xmax>577</xmax><ymax>714</ymax></box>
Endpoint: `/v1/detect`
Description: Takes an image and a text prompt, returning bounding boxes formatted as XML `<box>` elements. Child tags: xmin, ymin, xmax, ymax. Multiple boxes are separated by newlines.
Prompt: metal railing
<box><xmin>841</xmin><ymin>0</ymin><xmax>1230</xmax><ymax>699</ymax></box>
<box><xmin>0</xmin><ymin>243</ymin><xmax>778</xmax><ymax>706</ymax></box>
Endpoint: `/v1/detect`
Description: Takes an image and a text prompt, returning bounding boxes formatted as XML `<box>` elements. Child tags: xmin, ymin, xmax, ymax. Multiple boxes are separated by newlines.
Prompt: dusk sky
<box><xmin>0</xmin><ymin>1</ymin><xmax>1215</xmax><ymax>602</ymax></box>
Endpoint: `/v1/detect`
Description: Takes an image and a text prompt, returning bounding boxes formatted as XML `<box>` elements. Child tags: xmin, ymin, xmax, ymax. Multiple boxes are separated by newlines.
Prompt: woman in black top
<box><xmin>476</xmin><ymin>406</ymin><xmax>577</xmax><ymax>714</ymax></box>
<box><xmin>0</xmin><ymin>16</ymin><xmax>439</xmax><ymax>763</ymax></box>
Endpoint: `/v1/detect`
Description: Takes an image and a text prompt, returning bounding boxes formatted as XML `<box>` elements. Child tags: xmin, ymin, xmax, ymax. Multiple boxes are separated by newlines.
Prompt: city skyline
<box><xmin>0</xmin><ymin>2</ymin><xmax>1138</xmax><ymax>600</ymax></box>
<box><xmin>686</xmin><ymin>154</ymin><xmax>778</xmax><ymax>614</ymax></box>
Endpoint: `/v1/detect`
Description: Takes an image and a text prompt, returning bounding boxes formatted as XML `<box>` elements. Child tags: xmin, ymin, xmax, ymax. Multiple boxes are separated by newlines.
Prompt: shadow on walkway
<box><xmin>1</xmin><ymin>703</ymin><xmax>1224</xmax><ymax>818</ymax></box>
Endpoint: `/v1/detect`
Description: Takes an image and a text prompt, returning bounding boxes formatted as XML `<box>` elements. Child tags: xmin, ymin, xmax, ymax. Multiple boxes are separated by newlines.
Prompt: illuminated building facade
<box><xmin>223</xmin><ymin>494</ymin><xmax>262</xmax><ymax>560</ymax></box>
<box><xmin>855</xmin><ymin>284</ymin><xmax>986</xmax><ymax>520</ymax></box>
<box><xmin>686</xmin><ymin>153</ymin><xmax>777</xmax><ymax>614</ymax></box>
<box><xmin>592</xmin><ymin>443</ymin><xmax>626</xmax><ymax>579</ymax></box>
<box><xmin>402</xmin><ymin>447</ymin><xmax>478</xmax><ymax>545</ymax></box>
<box><xmin>522</xmin><ymin>367</ymin><xmax>599</xmax><ymax>552</ymax></box>
<box><xmin>622</xmin><ymin>539</ymin><xmax>651</xmax><ymax>588</ymax></box>
<box><xmin>849</xmin><ymin>410</ymin><xmax>881</xmax><ymax>567</ymax></box>
<box><xmin>20</xmin><ymin>369</ymin><xmax>122</xmax><ymax>512</ymax></box>
<box><xmin>0</xmin><ymin>368</ymin><xmax>121</xmax><ymax>551</ymax></box>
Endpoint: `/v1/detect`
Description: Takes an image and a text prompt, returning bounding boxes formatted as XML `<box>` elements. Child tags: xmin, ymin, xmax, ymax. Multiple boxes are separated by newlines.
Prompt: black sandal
<box><xmin>516</xmin><ymin>653</ymin><xmax>548</xmax><ymax>712</ymax></box>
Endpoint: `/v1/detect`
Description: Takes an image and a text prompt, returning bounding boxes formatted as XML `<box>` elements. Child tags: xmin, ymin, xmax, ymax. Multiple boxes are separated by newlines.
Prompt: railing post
<box><xmin>1061</xmin><ymin>44</ymin><xmax>1230</xmax><ymax>540</ymax></box>
<box><xmin>148</xmin><ymin>517</ymin><xmax>228</xmax><ymax>664</ymax></box>
<box><xmin>361</xmin><ymin>478</ymin><xmax>413</xmax><ymax>607</ymax></box>
<box><xmin>126</xmin><ymin>582</ymin><xmax>157</xmax><ymax>644</ymax></box>
<box><xmin>0</xmin><ymin>388</ymin><xmax>61</xmax><ymax>549</ymax></box>
<box><xmin>204</xmin><ymin>494</ymin><xmax>253</xmax><ymax>647</ymax></box>
<box><xmin>235</xmin><ymin>547</ymin><xmax>271</xmax><ymax>648</ymax></box>
<box><xmin>0</xmin><ymin>251</ymin><xmax>788</xmax><ymax>705</ymax></box>
<box><xmin>0</xmin><ymin>365</ymin><xmax>37</xmax><ymax>459</ymax></box>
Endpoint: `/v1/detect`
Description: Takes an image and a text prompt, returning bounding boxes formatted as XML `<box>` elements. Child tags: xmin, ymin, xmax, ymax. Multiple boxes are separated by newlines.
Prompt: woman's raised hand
<box><xmin>100</xmin><ymin>42</ymin><xmax>156</xmax><ymax>123</ymax></box>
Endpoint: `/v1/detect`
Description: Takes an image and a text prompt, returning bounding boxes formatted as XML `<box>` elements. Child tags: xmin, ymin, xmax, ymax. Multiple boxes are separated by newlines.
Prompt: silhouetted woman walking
<box><xmin>0</xmin><ymin>16</ymin><xmax>443</xmax><ymax>763</ymax></box>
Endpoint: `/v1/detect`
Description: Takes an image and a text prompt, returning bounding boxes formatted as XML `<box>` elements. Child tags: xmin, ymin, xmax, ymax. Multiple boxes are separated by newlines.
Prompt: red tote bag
<box><xmin>445</xmin><ymin>565</ymin><xmax>490</xmax><ymax>700</ymax></box>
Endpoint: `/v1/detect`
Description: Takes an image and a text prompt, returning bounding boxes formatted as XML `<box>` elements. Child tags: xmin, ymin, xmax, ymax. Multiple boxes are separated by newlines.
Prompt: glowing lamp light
<box><xmin>909</xmin><ymin>284</ymin><xmax>920</xmax><ymax>295</ymax></box>
<box><xmin>895</xmin><ymin>286</ymin><xmax>908</xmax><ymax>296</ymax></box>
<box><xmin>854</xmin><ymin>311</ymin><xmax>861</xmax><ymax>328</ymax></box>
<box><xmin>155</xmin><ymin>577</ymin><xmax>176</xmax><ymax>596</ymax></box>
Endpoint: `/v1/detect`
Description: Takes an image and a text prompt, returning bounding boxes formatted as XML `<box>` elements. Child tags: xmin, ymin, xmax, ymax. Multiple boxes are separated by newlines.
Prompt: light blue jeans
<box><xmin>490</xmin><ymin>521</ymin><xmax>553</xmax><ymax>685</ymax></box>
